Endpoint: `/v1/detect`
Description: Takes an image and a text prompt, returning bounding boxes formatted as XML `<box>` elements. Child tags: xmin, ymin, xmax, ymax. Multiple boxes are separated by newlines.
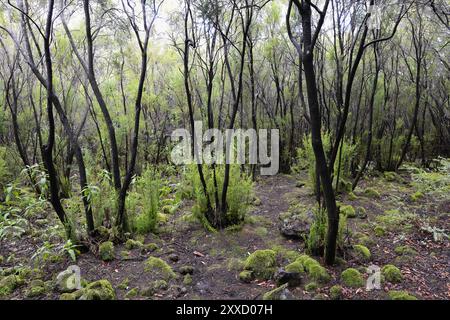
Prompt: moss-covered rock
<box><xmin>382</xmin><ymin>264</ymin><xmax>402</xmax><ymax>283</ymax></box>
<box><xmin>179</xmin><ymin>265</ymin><xmax>194</xmax><ymax>275</ymax></box>
<box><xmin>25</xmin><ymin>279</ymin><xmax>46</xmax><ymax>298</ymax></box>
<box><xmin>99</xmin><ymin>241</ymin><xmax>115</xmax><ymax>261</ymax></box>
<box><xmin>341</xmin><ymin>268</ymin><xmax>364</xmax><ymax>288</ymax></box>
<box><xmin>329</xmin><ymin>285</ymin><xmax>343</xmax><ymax>300</ymax></box>
<box><xmin>79</xmin><ymin>279</ymin><xmax>116</xmax><ymax>300</ymax></box>
<box><xmin>292</xmin><ymin>255</ymin><xmax>330</xmax><ymax>283</ymax></box>
<box><xmin>394</xmin><ymin>245</ymin><xmax>417</xmax><ymax>256</ymax></box>
<box><xmin>284</xmin><ymin>260</ymin><xmax>305</xmax><ymax>274</ymax></box>
<box><xmin>388</xmin><ymin>290</ymin><xmax>417</xmax><ymax>300</ymax></box>
<box><xmin>243</xmin><ymin>250</ymin><xmax>276</xmax><ymax>280</ymax></box>
<box><xmin>0</xmin><ymin>275</ymin><xmax>22</xmax><ymax>297</ymax></box>
<box><xmin>239</xmin><ymin>270</ymin><xmax>254</xmax><ymax>283</ymax></box>
<box><xmin>0</xmin><ymin>255</ymin><xmax>4</xmax><ymax>265</ymax></box>
<box><xmin>363</xmin><ymin>188</ymin><xmax>381</xmax><ymax>198</ymax></box>
<box><xmin>124</xmin><ymin>287</ymin><xmax>139</xmax><ymax>299</ymax></box>
<box><xmin>141</xmin><ymin>280</ymin><xmax>168</xmax><ymax>297</ymax></box>
<box><xmin>353</xmin><ymin>244</ymin><xmax>371</xmax><ymax>261</ymax></box>
<box><xmin>308</xmin><ymin>264</ymin><xmax>331</xmax><ymax>283</ymax></box>
<box><xmin>305</xmin><ymin>282</ymin><xmax>318</xmax><ymax>292</ymax></box>
<box><xmin>340</xmin><ymin>205</ymin><xmax>356</xmax><ymax>218</ymax></box>
<box><xmin>183</xmin><ymin>274</ymin><xmax>193</xmax><ymax>285</ymax></box>
<box><xmin>283</xmin><ymin>250</ymin><xmax>301</xmax><ymax>263</ymax></box>
<box><xmin>59</xmin><ymin>293</ymin><xmax>74</xmax><ymax>300</ymax></box>
<box><xmin>374</xmin><ymin>225</ymin><xmax>386</xmax><ymax>237</ymax></box>
<box><xmin>144</xmin><ymin>257</ymin><xmax>176</xmax><ymax>280</ymax></box>
<box><xmin>141</xmin><ymin>242</ymin><xmax>159</xmax><ymax>253</ymax></box>
<box><xmin>262</xmin><ymin>283</ymin><xmax>292</xmax><ymax>300</ymax></box>
<box><xmin>125</xmin><ymin>239</ymin><xmax>143</xmax><ymax>250</ymax></box>
<box><xmin>355</xmin><ymin>207</ymin><xmax>367</xmax><ymax>219</ymax></box>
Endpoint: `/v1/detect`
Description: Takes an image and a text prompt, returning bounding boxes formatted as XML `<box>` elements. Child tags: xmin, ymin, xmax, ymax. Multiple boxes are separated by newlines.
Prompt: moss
<box><xmin>340</xmin><ymin>205</ymin><xmax>356</xmax><ymax>218</ymax></box>
<box><xmin>0</xmin><ymin>275</ymin><xmax>22</xmax><ymax>297</ymax></box>
<box><xmin>239</xmin><ymin>270</ymin><xmax>254</xmax><ymax>283</ymax></box>
<box><xmin>308</xmin><ymin>264</ymin><xmax>331</xmax><ymax>283</ymax></box>
<box><xmin>410</xmin><ymin>191</ymin><xmax>424</xmax><ymax>202</ymax></box>
<box><xmin>254</xmin><ymin>226</ymin><xmax>268</xmax><ymax>237</ymax></box>
<box><xmin>243</xmin><ymin>250</ymin><xmax>276</xmax><ymax>280</ymax></box>
<box><xmin>388</xmin><ymin>290</ymin><xmax>417</xmax><ymax>300</ymax></box>
<box><xmin>284</xmin><ymin>261</ymin><xmax>305</xmax><ymax>274</ymax></box>
<box><xmin>305</xmin><ymin>282</ymin><xmax>318</xmax><ymax>292</ymax></box>
<box><xmin>382</xmin><ymin>264</ymin><xmax>402</xmax><ymax>283</ymax></box>
<box><xmin>141</xmin><ymin>280</ymin><xmax>168</xmax><ymax>297</ymax></box>
<box><xmin>384</xmin><ymin>171</ymin><xmax>401</xmax><ymax>182</ymax></box>
<box><xmin>25</xmin><ymin>279</ymin><xmax>46</xmax><ymax>298</ymax></box>
<box><xmin>141</xmin><ymin>242</ymin><xmax>159</xmax><ymax>253</ymax></box>
<box><xmin>376</xmin><ymin>209</ymin><xmax>416</xmax><ymax>232</ymax></box>
<box><xmin>353</xmin><ymin>244</ymin><xmax>371</xmax><ymax>261</ymax></box>
<box><xmin>183</xmin><ymin>274</ymin><xmax>193</xmax><ymax>285</ymax></box>
<box><xmin>227</xmin><ymin>258</ymin><xmax>244</xmax><ymax>271</ymax></box>
<box><xmin>363</xmin><ymin>188</ymin><xmax>381</xmax><ymax>198</ymax></box>
<box><xmin>99</xmin><ymin>241</ymin><xmax>115</xmax><ymax>261</ymax></box>
<box><xmin>117</xmin><ymin>278</ymin><xmax>129</xmax><ymax>290</ymax></box>
<box><xmin>262</xmin><ymin>283</ymin><xmax>289</xmax><ymax>300</ymax></box>
<box><xmin>179</xmin><ymin>265</ymin><xmax>194</xmax><ymax>275</ymax></box>
<box><xmin>292</xmin><ymin>255</ymin><xmax>330</xmax><ymax>283</ymax></box>
<box><xmin>341</xmin><ymin>268</ymin><xmax>364</xmax><ymax>288</ymax></box>
<box><xmin>357</xmin><ymin>235</ymin><xmax>375</xmax><ymax>247</ymax></box>
<box><xmin>337</xmin><ymin>179</ymin><xmax>353</xmax><ymax>194</ymax></box>
<box><xmin>0</xmin><ymin>255</ymin><xmax>3</xmax><ymax>265</ymax></box>
<box><xmin>144</xmin><ymin>257</ymin><xmax>176</xmax><ymax>280</ymax></box>
<box><xmin>282</xmin><ymin>250</ymin><xmax>301</xmax><ymax>263</ymax></box>
<box><xmin>348</xmin><ymin>192</ymin><xmax>358</xmax><ymax>201</ymax></box>
<box><xmin>330</xmin><ymin>285</ymin><xmax>343</xmax><ymax>300</ymax></box>
<box><xmin>374</xmin><ymin>225</ymin><xmax>386</xmax><ymax>237</ymax></box>
<box><xmin>355</xmin><ymin>206</ymin><xmax>367</xmax><ymax>219</ymax></box>
<box><xmin>161</xmin><ymin>205</ymin><xmax>175</xmax><ymax>214</ymax></box>
<box><xmin>125</xmin><ymin>287</ymin><xmax>139</xmax><ymax>299</ymax></box>
<box><xmin>125</xmin><ymin>239</ymin><xmax>143</xmax><ymax>250</ymax></box>
<box><xmin>80</xmin><ymin>279</ymin><xmax>116</xmax><ymax>300</ymax></box>
<box><xmin>394</xmin><ymin>245</ymin><xmax>417</xmax><ymax>256</ymax></box>
<box><xmin>59</xmin><ymin>292</ymin><xmax>77</xmax><ymax>300</ymax></box>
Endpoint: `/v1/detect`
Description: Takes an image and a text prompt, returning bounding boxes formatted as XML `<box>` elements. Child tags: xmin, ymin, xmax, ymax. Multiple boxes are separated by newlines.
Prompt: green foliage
<box><xmin>294</xmin><ymin>134</ymin><xmax>357</xmax><ymax>194</ymax></box>
<box><xmin>409</xmin><ymin>157</ymin><xmax>450</xmax><ymax>199</ymax></box>
<box><xmin>306</xmin><ymin>206</ymin><xmax>327</xmax><ymax>255</ymax></box>
<box><xmin>388</xmin><ymin>290</ymin><xmax>417</xmax><ymax>300</ymax></box>
<box><xmin>307</xmin><ymin>206</ymin><xmax>347</xmax><ymax>256</ymax></box>
<box><xmin>127</xmin><ymin>167</ymin><xmax>162</xmax><ymax>234</ymax></box>
<box><xmin>180</xmin><ymin>164</ymin><xmax>253</xmax><ymax>229</ymax></box>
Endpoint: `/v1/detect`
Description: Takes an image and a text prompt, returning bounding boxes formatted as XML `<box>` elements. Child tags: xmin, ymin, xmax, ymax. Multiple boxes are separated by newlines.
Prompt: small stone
<box><xmin>274</xmin><ymin>268</ymin><xmax>302</xmax><ymax>287</ymax></box>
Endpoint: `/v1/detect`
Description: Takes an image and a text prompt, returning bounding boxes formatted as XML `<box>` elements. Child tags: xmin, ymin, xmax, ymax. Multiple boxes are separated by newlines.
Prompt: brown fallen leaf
<box><xmin>193</xmin><ymin>250</ymin><xmax>205</xmax><ymax>257</ymax></box>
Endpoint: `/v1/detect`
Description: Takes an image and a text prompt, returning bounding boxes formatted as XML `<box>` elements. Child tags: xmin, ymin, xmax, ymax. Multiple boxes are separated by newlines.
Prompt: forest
<box><xmin>0</xmin><ymin>0</ymin><xmax>448</xmax><ymax>301</ymax></box>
